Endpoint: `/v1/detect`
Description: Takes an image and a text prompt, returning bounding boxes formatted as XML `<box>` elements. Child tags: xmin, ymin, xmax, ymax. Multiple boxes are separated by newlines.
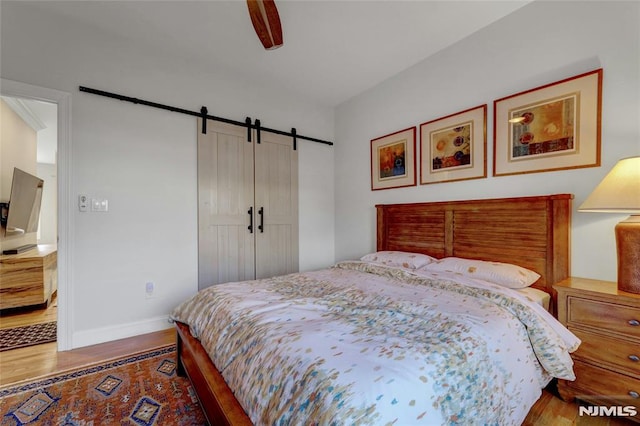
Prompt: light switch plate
<box><xmin>91</xmin><ymin>198</ymin><xmax>108</xmax><ymax>212</ymax></box>
<box><xmin>78</xmin><ymin>194</ymin><xmax>88</xmax><ymax>212</ymax></box>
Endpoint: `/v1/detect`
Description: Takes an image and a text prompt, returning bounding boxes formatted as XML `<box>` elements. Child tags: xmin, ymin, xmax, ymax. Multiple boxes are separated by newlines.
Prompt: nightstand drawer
<box><xmin>570</xmin><ymin>361</ymin><xmax>640</xmax><ymax>406</ymax></box>
<box><xmin>571</xmin><ymin>328</ymin><xmax>640</xmax><ymax>377</ymax></box>
<box><xmin>568</xmin><ymin>296</ymin><xmax>640</xmax><ymax>338</ymax></box>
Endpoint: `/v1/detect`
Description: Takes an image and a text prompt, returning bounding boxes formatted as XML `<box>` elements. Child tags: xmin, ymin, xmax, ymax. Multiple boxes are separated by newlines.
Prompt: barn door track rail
<box><xmin>78</xmin><ymin>86</ymin><xmax>333</xmax><ymax>149</ymax></box>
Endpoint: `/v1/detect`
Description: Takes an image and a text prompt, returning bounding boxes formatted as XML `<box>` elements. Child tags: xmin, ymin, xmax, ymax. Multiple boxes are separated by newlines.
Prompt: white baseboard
<box><xmin>71</xmin><ymin>315</ymin><xmax>173</xmax><ymax>349</ymax></box>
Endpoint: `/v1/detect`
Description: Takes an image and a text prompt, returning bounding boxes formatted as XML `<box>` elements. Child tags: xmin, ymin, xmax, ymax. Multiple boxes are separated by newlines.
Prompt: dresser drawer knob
<box><xmin>630</xmin><ymin>319</ymin><xmax>640</xmax><ymax>326</ymax></box>
<box><xmin>630</xmin><ymin>391</ymin><xmax>640</xmax><ymax>399</ymax></box>
<box><xmin>630</xmin><ymin>355</ymin><xmax>640</xmax><ymax>362</ymax></box>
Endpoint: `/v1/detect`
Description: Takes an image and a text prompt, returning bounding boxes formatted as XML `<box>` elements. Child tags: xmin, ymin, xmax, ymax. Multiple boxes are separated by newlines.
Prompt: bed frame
<box><xmin>376</xmin><ymin>194</ymin><xmax>572</xmax><ymax>304</ymax></box>
<box><xmin>176</xmin><ymin>193</ymin><xmax>573</xmax><ymax>425</ymax></box>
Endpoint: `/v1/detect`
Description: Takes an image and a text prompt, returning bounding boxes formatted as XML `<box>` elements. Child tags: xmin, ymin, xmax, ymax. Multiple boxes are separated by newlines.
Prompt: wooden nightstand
<box><xmin>554</xmin><ymin>277</ymin><xmax>640</xmax><ymax>419</ymax></box>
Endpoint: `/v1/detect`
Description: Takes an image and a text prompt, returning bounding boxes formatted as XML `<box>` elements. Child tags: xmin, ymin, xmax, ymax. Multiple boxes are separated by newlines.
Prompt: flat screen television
<box><xmin>1</xmin><ymin>167</ymin><xmax>44</xmax><ymax>238</ymax></box>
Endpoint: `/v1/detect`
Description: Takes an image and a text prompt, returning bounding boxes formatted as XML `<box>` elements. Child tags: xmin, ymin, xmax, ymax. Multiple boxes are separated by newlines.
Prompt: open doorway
<box><xmin>0</xmin><ymin>96</ymin><xmax>58</xmax><ymax>350</ymax></box>
<box><xmin>0</xmin><ymin>78</ymin><xmax>71</xmax><ymax>351</ymax></box>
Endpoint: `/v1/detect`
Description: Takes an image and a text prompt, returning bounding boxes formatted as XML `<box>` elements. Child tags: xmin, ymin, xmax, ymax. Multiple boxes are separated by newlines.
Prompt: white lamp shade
<box><xmin>579</xmin><ymin>156</ymin><xmax>640</xmax><ymax>213</ymax></box>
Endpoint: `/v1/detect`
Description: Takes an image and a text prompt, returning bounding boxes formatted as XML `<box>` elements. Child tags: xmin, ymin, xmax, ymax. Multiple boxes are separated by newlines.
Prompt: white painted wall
<box><xmin>36</xmin><ymin>163</ymin><xmax>57</xmax><ymax>245</ymax></box>
<box><xmin>0</xmin><ymin>99</ymin><xmax>38</xmax><ymax>251</ymax></box>
<box><xmin>335</xmin><ymin>1</ymin><xmax>640</xmax><ymax>282</ymax></box>
<box><xmin>1</xmin><ymin>3</ymin><xmax>334</xmax><ymax>347</ymax></box>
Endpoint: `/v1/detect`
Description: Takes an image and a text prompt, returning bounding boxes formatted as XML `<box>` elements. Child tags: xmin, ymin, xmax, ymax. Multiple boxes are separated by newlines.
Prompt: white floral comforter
<box><xmin>170</xmin><ymin>261</ymin><xmax>579</xmax><ymax>426</ymax></box>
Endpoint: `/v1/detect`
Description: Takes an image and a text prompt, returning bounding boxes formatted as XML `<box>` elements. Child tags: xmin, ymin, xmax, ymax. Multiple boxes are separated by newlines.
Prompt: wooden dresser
<box><xmin>0</xmin><ymin>244</ymin><xmax>57</xmax><ymax>310</ymax></box>
<box><xmin>555</xmin><ymin>277</ymin><xmax>640</xmax><ymax>419</ymax></box>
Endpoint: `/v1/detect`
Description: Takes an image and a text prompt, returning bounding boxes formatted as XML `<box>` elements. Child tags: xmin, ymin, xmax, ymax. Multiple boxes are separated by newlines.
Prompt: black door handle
<box><xmin>248</xmin><ymin>207</ymin><xmax>253</xmax><ymax>233</ymax></box>
<box><xmin>258</xmin><ymin>207</ymin><xmax>264</xmax><ymax>233</ymax></box>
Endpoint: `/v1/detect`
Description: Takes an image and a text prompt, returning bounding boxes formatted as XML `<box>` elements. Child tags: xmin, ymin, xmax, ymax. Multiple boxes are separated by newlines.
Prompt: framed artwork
<box><xmin>493</xmin><ymin>68</ymin><xmax>602</xmax><ymax>176</ymax></box>
<box><xmin>420</xmin><ymin>105</ymin><xmax>487</xmax><ymax>185</ymax></box>
<box><xmin>370</xmin><ymin>127</ymin><xmax>416</xmax><ymax>191</ymax></box>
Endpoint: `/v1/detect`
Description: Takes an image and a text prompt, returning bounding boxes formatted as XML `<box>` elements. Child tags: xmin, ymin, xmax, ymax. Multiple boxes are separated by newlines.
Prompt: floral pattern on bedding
<box><xmin>170</xmin><ymin>261</ymin><xmax>579</xmax><ymax>426</ymax></box>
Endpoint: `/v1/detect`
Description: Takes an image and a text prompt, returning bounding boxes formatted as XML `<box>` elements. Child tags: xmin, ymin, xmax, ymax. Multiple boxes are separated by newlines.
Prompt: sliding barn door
<box><xmin>254</xmin><ymin>131</ymin><xmax>299</xmax><ymax>279</ymax></box>
<box><xmin>198</xmin><ymin>120</ymin><xmax>255</xmax><ymax>289</ymax></box>
<box><xmin>198</xmin><ymin>119</ymin><xmax>299</xmax><ymax>289</ymax></box>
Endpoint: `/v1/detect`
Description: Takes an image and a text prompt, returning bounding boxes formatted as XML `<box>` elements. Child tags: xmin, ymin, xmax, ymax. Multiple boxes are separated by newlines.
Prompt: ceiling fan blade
<box><xmin>247</xmin><ymin>0</ymin><xmax>283</xmax><ymax>50</ymax></box>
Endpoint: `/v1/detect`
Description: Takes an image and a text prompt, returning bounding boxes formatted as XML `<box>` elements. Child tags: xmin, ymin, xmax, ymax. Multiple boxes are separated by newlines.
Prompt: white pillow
<box><xmin>424</xmin><ymin>257</ymin><xmax>540</xmax><ymax>288</ymax></box>
<box><xmin>360</xmin><ymin>251</ymin><xmax>436</xmax><ymax>270</ymax></box>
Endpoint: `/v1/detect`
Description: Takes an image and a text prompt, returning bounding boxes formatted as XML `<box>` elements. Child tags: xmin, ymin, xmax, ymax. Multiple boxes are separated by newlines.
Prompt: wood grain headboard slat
<box><xmin>376</xmin><ymin>194</ymin><xmax>573</xmax><ymax>314</ymax></box>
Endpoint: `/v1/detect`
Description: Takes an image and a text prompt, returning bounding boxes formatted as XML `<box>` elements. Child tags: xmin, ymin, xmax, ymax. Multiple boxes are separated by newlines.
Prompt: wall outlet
<box><xmin>145</xmin><ymin>281</ymin><xmax>155</xmax><ymax>298</ymax></box>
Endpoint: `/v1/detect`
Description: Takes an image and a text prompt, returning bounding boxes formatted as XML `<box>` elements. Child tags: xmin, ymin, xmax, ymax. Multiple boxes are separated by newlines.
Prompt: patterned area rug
<box><xmin>0</xmin><ymin>345</ymin><xmax>207</xmax><ymax>425</ymax></box>
<box><xmin>0</xmin><ymin>322</ymin><xmax>57</xmax><ymax>352</ymax></box>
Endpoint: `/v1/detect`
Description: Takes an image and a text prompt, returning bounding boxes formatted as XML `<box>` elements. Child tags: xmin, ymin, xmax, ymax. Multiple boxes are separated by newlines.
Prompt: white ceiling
<box><xmin>2</xmin><ymin>97</ymin><xmax>58</xmax><ymax>164</ymax></box>
<box><xmin>24</xmin><ymin>0</ymin><xmax>531</xmax><ymax>107</ymax></box>
<box><xmin>27</xmin><ymin>99</ymin><xmax>58</xmax><ymax>164</ymax></box>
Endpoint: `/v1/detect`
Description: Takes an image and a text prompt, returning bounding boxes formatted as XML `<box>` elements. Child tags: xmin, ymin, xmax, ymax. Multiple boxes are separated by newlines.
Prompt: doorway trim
<box><xmin>1</xmin><ymin>78</ymin><xmax>72</xmax><ymax>350</ymax></box>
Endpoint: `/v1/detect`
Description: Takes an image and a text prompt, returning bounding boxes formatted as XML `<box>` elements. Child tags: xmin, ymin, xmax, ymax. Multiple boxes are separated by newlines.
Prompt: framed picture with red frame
<box><xmin>493</xmin><ymin>69</ymin><xmax>602</xmax><ymax>176</ymax></box>
<box><xmin>420</xmin><ymin>105</ymin><xmax>487</xmax><ymax>185</ymax></box>
<box><xmin>370</xmin><ymin>127</ymin><xmax>416</xmax><ymax>191</ymax></box>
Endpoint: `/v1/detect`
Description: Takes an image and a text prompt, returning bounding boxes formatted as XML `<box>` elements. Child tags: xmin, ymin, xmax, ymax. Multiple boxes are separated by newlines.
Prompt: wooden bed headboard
<box><xmin>376</xmin><ymin>194</ymin><xmax>573</xmax><ymax>305</ymax></box>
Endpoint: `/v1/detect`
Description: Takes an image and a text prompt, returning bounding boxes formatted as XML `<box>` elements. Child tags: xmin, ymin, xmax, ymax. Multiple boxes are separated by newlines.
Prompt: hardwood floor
<box><xmin>0</xmin><ymin>327</ymin><xmax>175</xmax><ymax>386</ymax></box>
<box><xmin>0</xmin><ymin>294</ymin><xmax>175</xmax><ymax>385</ymax></box>
<box><xmin>0</xmin><ymin>310</ymin><xmax>635</xmax><ymax>425</ymax></box>
<box><xmin>0</xmin><ymin>292</ymin><xmax>57</xmax><ymax>330</ymax></box>
<box><xmin>523</xmin><ymin>383</ymin><xmax>636</xmax><ymax>426</ymax></box>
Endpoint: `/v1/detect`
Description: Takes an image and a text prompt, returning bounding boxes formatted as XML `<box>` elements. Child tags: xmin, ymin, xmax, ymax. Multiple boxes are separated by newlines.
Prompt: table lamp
<box><xmin>579</xmin><ymin>156</ymin><xmax>640</xmax><ymax>294</ymax></box>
